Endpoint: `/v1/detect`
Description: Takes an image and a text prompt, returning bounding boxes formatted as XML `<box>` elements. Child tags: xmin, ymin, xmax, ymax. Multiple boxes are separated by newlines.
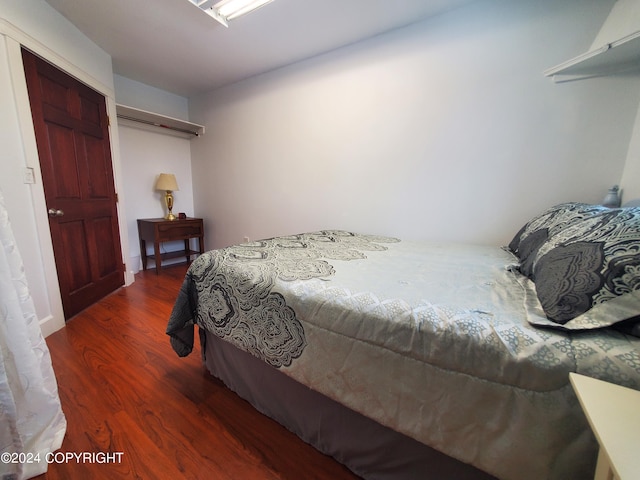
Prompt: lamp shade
<box><xmin>155</xmin><ymin>173</ymin><xmax>179</xmax><ymax>191</ymax></box>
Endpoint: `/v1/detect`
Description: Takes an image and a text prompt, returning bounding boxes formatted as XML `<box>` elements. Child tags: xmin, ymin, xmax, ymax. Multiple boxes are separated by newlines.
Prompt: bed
<box><xmin>167</xmin><ymin>203</ymin><xmax>640</xmax><ymax>480</ymax></box>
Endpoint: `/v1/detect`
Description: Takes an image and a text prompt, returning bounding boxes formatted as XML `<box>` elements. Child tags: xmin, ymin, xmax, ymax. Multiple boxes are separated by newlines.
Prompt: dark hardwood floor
<box><xmin>36</xmin><ymin>264</ymin><xmax>360</xmax><ymax>480</ymax></box>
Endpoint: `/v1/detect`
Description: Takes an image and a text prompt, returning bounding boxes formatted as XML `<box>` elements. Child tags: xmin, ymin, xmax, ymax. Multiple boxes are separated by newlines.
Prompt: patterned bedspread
<box><xmin>167</xmin><ymin>231</ymin><xmax>640</xmax><ymax>480</ymax></box>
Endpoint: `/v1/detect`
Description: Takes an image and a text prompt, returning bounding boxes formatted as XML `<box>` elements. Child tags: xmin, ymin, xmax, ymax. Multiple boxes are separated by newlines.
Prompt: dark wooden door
<box><xmin>22</xmin><ymin>48</ymin><xmax>124</xmax><ymax>319</ymax></box>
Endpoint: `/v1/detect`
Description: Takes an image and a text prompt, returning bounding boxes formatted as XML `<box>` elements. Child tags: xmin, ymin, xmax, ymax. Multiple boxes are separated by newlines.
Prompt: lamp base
<box><xmin>164</xmin><ymin>190</ymin><xmax>177</xmax><ymax>220</ymax></box>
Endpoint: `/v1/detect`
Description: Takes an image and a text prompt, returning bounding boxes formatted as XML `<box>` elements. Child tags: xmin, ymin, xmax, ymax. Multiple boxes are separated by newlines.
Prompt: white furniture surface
<box><xmin>569</xmin><ymin>373</ymin><xmax>640</xmax><ymax>480</ymax></box>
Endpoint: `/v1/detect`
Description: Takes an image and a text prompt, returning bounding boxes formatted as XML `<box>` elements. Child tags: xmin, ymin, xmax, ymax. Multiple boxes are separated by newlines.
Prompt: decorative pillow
<box><xmin>528</xmin><ymin>207</ymin><xmax>640</xmax><ymax>328</ymax></box>
<box><xmin>508</xmin><ymin>202</ymin><xmax>608</xmax><ymax>277</ymax></box>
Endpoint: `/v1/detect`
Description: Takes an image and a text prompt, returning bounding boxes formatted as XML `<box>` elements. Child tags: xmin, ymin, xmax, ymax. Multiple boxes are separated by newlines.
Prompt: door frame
<box><xmin>1</xmin><ymin>20</ymin><xmax>134</xmax><ymax>336</ymax></box>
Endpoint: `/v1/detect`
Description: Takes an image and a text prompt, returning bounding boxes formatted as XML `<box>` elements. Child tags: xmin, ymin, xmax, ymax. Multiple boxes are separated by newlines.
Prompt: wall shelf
<box><xmin>544</xmin><ymin>30</ymin><xmax>640</xmax><ymax>82</ymax></box>
<box><xmin>116</xmin><ymin>104</ymin><xmax>205</xmax><ymax>138</ymax></box>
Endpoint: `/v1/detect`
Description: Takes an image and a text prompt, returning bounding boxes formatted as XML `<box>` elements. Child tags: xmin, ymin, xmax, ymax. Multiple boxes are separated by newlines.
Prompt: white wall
<box><xmin>596</xmin><ymin>0</ymin><xmax>640</xmax><ymax>202</ymax></box>
<box><xmin>114</xmin><ymin>74</ymin><xmax>189</xmax><ymax>119</ymax></box>
<box><xmin>590</xmin><ymin>0</ymin><xmax>640</xmax><ymax>49</ymax></box>
<box><xmin>0</xmin><ymin>34</ymin><xmax>53</xmax><ymax>322</ymax></box>
<box><xmin>116</xmin><ymin>126</ymin><xmax>195</xmax><ymax>272</ymax></box>
<box><xmin>0</xmin><ymin>0</ymin><xmax>130</xmax><ymax>335</ymax></box>
<box><xmin>189</xmin><ymin>0</ymin><xmax>639</xmax><ymax>249</ymax></box>
<box><xmin>114</xmin><ymin>75</ymin><xmax>195</xmax><ymax>272</ymax></box>
<box><xmin>622</xmin><ymin>101</ymin><xmax>640</xmax><ymax>202</ymax></box>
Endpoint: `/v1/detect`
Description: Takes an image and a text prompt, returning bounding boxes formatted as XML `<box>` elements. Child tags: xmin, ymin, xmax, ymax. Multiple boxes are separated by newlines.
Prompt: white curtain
<box><xmin>0</xmin><ymin>188</ymin><xmax>66</xmax><ymax>479</ymax></box>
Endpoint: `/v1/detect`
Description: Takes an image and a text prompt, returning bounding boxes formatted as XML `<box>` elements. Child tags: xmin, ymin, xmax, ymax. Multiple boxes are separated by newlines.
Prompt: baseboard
<box><xmin>40</xmin><ymin>314</ymin><xmax>65</xmax><ymax>338</ymax></box>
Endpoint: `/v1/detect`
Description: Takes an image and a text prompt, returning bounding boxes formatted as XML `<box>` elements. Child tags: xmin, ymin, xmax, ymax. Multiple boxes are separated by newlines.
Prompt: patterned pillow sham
<box><xmin>508</xmin><ymin>202</ymin><xmax>609</xmax><ymax>278</ymax></box>
<box><xmin>527</xmin><ymin>207</ymin><xmax>640</xmax><ymax>328</ymax></box>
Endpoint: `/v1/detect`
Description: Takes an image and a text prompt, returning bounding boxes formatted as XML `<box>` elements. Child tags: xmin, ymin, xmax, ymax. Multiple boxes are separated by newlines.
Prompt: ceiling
<box><xmin>44</xmin><ymin>0</ymin><xmax>475</xmax><ymax>97</ymax></box>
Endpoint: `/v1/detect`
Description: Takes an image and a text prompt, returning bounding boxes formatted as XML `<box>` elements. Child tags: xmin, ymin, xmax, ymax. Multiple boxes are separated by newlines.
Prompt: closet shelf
<box><xmin>544</xmin><ymin>30</ymin><xmax>640</xmax><ymax>82</ymax></box>
<box><xmin>116</xmin><ymin>104</ymin><xmax>205</xmax><ymax>138</ymax></box>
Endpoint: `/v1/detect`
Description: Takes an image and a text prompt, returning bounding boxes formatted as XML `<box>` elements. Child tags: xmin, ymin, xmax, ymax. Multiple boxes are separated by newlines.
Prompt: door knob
<box><xmin>48</xmin><ymin>208</ymin><xmax>64</xmax><ymax>217</ymax></box>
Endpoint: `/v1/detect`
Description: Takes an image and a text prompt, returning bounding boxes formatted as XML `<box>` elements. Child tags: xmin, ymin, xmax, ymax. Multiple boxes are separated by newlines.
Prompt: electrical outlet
<box><xmin>23</xmin><ymin>167</ymin><xmax>35</xmax><ymax>184</ymax></box>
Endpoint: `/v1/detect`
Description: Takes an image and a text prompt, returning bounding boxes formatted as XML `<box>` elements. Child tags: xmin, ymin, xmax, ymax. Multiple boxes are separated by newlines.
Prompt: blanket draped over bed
<box><xmin>167</xmin><ymin>230</ymin><xmax>640</xmax><ymax>480</ymax></box>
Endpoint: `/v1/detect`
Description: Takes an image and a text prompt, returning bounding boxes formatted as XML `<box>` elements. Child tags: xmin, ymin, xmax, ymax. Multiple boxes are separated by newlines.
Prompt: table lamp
<box><xmin>155</xmin><ymin>173</ymin><xmax>179</xmax><ymax>220</ymax></box>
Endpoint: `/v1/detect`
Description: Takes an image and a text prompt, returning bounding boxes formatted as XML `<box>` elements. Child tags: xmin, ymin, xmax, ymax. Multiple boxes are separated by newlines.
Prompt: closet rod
<box><xmin>116</xmin><ymin>113</ymin><xmax>200</xmax><ymax>136</ymax></box>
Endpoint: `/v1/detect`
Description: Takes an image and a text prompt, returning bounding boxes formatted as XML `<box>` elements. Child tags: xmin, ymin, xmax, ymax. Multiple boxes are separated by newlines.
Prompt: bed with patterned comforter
<box><xmin>167</xmin><ymin>205</ymin><xmax>640</xmax><ymax>480</ymax></box>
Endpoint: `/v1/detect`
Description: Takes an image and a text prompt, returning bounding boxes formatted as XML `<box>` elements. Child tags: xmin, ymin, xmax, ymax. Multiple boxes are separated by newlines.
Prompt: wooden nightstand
<box><xmin>137</xmin><ymin>217</ymin><xmax>205</xmax><ymax>274</ymax></box>
<box><xmin>570</xmin><ymin>373</ymin><xmax>640</xmax><ymax>480</ymax></box>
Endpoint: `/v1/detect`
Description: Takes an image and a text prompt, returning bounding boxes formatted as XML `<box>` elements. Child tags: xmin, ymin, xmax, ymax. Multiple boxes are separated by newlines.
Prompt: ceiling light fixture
<box><xmin>190</xmin><ymin>0</ymin><xmax>275</xmax><ymax>27</ymax></box>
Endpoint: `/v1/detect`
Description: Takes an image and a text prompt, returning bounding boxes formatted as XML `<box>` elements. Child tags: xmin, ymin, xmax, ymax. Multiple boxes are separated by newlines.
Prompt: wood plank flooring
<box><xmin>36</xmin><ymin>264</ymin><xmax>360</xmax><ymax>480</ymax></box>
